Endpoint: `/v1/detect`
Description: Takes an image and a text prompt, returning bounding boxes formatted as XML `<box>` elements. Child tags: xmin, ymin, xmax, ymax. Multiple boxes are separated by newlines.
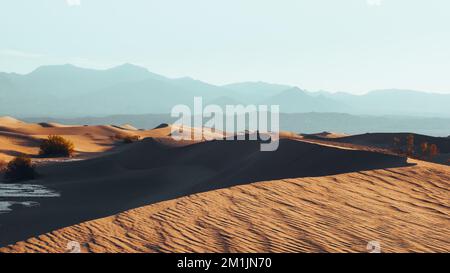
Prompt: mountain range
<box><xmin>23</xmin><ymin>112</ymin><xmax>450</xmax><ymax>137</ymax></box>
<box><xmin>1</xmin><ymin>63</ymin><xmax>450</xmax><ymax>118</ymax></box>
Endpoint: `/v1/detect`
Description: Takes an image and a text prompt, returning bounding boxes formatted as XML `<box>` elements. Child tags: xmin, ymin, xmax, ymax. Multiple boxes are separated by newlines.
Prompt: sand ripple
<box><xmin>2</xmin><ymin>160</ymin><xmax>448</xmax><ymax>253</ymax></box>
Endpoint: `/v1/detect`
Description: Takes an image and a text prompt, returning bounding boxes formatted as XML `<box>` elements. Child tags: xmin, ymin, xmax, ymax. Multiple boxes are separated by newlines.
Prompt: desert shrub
<box><xmin>406</xmin><ymin>134</ymin><xmax>415</xmax><ymax>156</ymax></box>
<box><xmin>122</xmin><ymin>135</ymin><xmax>140</xmax><ymax>144</ymax></box>
<box><xmin>0</xmin><ymin>159</ymin><xmax>7</xmax><ymax>173</ymax></box>
<box><xmin>39</xmin><ymin>135</ymin><xmax>75</xmax><ymax>157</ymax></box>
<box><xmin>113</xmin><ymin>133</ymin><xmax>140</xmax><ymax>144</ymax></box>
<box><xmin>429</xmin><ymin>144</ymin><xmax>439</xmax><ymax>159</ymax></box>
<box><xmin>420</xmin><ymin>142</ymin><xmax>429</xmax><ymax>159</ymax></box>
<box><xmin>4</xmin><ymin>156</ymin><xmax>37</xmax><ymax>181</ymax></box>
<box><xmin>392</xmin><ymin>137</ymin><xmax>403</xmax><ymax>153</ymax></box>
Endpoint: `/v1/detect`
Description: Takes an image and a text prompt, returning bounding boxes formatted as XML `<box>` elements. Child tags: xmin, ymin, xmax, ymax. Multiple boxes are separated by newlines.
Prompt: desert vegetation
<box><xmin>3</xmin><ymin>156</ymin><xmax>37</xmax><ymax>182</ymax></box>
<box><xmin>123</xmin><ymin>135</ymin><xmax>140</xmax><ymax>144</ymax></box>
<box><xmin>406</xmin><ymin>134</ymin><xmax>415</xmax><ymax>156</ymax></box>
<box><xmin>39</xmin><ymin>135</ymin><xmax>75</xmax><ymax>157</ymax></box>
<box><xmin>391</xmin><ymin>135</ymin><xmax>440</xmax><ymax>161</ymax></box>
<box><xmin>420</xmin><ymin>142</ymin><xmax>439</xmax><ymax>160</ymax></box>
<box><xmin>0</xmin><ymin>159</ymin><xmax>7</xmax><ymax>174</ymax></box>
<box><xmin>113</xmin><ymin>134</ymin><xmax>141</xmax><ymax>144</ymax></box>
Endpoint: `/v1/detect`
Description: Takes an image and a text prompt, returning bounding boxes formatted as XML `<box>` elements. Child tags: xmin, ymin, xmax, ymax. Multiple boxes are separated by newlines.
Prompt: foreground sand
<box><xmin>1</xmin><ymin>117</ymin><xmax>449</xmax><ymax>253</ymax></box>
<box><xmin>2</xmin><ymin>159</ymin><xmax>448</xmax><ymax>253</ymax></box>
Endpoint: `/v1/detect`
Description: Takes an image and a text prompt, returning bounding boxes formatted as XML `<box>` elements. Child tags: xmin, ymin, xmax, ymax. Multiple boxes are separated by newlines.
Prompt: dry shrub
<box><xmin>122</xmin><ymin>135</ymin><xmax>140</xmax><ymax>144</ymax></box>
<box><xmin>39</xmin><ymin>135</ymin><xmax>75</xmax><ymax>157</ymax></box>
<box><xmin>429</xmin><ymin>144</ymin><xmax>439</xmax><ymax>159</ymax></box>
<box><xmin>4</xmin><ymin>156</ymin><xmax>37</xmax><ymax>181</ymax></box>
<box><xmin>114</xmin><ymin>133</ymin><xmax>140</xmax><ymax>144</ymax></box>
<box><xmin>406</xmin><ymin>134</ymin><xmax>414</xmax><ymax>156</ymax></box>
<box><xmin>0</xmin><ymin>159</ymin><xmax>7</xmax><ymax>173</ymax></box>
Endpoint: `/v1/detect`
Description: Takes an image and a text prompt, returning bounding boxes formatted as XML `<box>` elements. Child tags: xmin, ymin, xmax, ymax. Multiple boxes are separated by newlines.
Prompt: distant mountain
<box><xmin>261</xmin><ymin>87</ymin><xmax>349</xmax><ymax>113</ymax></box>
<box><xmin>356</xmin><ymin>89</ymin><xmax>450</xmax><ymax>116</ymax></box>
<box><xmin>0</xmin><ymin>64</ymin><xmax>221</xmax><ymax>116</ymax></box>
<box><xmin>1</xmin><ymin>64</ymin><xmax>450</xmax><ymax>118</ymax></box>
<box><xmin>223</xmin><ymin>81</ymin><xmax>293</xmax><ymax>103</ymax></box>
<box><xmin>25</xmin><ymin>112</ymin><xmax>450</xmax><ymax>137</ymax></box>
<box><xmin>205</xmin><ymin>96</ymin><xmax>244</xmax><ymax>108</ymax></box>
<box><xmin>320</xmin><ymin>89</ymin><xmax>450</xmax><ymax>117</ymax></box>
<box><xmin>2</xmin><ymin>63</ymin><xmax>164</xmax><ymax>98</ymax></box>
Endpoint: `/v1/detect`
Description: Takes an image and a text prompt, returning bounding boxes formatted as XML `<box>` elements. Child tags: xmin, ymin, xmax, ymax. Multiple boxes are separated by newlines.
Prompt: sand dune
<box><xmin>308</xmin><ymin>133</ymin><xmax>450</xmax><ymax>166</ymax></box>
<box><xmin>0</xmin><ymin>129</ymin><xmax>410</xmax><ymax>248</ymax></box>
<box><xmin>112</xmin><ymin>124</ymin><xmax>139</xmax><ymax>131</ymax></box>
<box><xmin>328</xmin><ymin>133</ymin><xmax>450</xmax><ymax>152</ymax></box>
<box><xmin>0</xmin><ymin>117</ymin><xmax>175</xmax><ymax>161</ymax></box>
<box><xmin>302</xmin><ymin>131</ymin><xmax>349</xmax><ymax>139</ymax></box>
<box><xmin>0</xmin><ymin>118</ymin><xmax>448</xmax><ymax>253</ymax></box>
<box><xmin>0</xmin><ymin>117</ymin><xmax>231</xmax><ymax>162</ymax></box>
<box><xmin>1</xmin><ymin>158</ymin><xmax>448</xmax><ymax>253</ymax></box>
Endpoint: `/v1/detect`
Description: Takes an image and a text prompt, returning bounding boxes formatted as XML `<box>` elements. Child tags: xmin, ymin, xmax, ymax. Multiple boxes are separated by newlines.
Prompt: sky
<box><xmin>1</xmin><ymin>0</ymin><xmax>449</xmax><ymax>94</ymax></box>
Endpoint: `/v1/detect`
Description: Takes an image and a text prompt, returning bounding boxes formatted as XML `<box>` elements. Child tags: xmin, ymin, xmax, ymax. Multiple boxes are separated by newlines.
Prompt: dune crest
<box><xmin>1</xmin><ymin>118</ymin><xmax>449</xmax><ymax>253</ymax></box>
<box><xmin>1</xmin><ymin>159</ymin><xmax>448</xmax><ymax>253</ymax></box>
<box><xmin>0</xmin><ymin>128</ymin><xmax>412</xmax><ymax>248</ymax></box>
<box><xmin>0</xmin><ymin>118</ymin><xmax>179</xmax><ymax>161</ymax></box>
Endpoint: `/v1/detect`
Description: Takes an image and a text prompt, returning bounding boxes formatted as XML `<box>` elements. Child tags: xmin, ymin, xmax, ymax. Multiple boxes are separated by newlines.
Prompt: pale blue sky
<box><xmin>1</xmin><ymin>0</ymin><xmax>449</xmax><ymax>94</ymax></box>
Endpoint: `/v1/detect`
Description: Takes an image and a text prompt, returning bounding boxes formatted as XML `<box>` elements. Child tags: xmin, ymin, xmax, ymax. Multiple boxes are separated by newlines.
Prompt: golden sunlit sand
<box><xmin>2</xmin><ymin>159</ymin><xmax>448</xmax><ymax>253</ymax></box>
<box><xmin>0</xmin><ymin>116</ymin><xmax>211</xmax><ymax>162</ymax></box>
<box><xmin>0</xmin><ymin>117</ymin><xmax>448</xmax><ymax>253</ymax></box>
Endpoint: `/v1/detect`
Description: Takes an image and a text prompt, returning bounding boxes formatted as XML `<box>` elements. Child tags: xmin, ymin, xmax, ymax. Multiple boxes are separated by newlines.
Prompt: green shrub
<box><xmin>39</xmin><ymin>135</ymin><xmax>75</xmax><ymax>157</ymax></box>
<box><xmin>4</xmin><ymin>156</ymin><xmax>37</xmax><ymax>181</ymax></box>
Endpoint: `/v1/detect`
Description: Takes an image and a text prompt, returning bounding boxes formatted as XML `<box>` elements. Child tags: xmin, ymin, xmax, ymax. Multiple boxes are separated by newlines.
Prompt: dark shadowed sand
<box><xmin>0</xmin><ymin>134</ymin><xmax>411</xmax><ymax>248</ymax></box>
<box><xmin>0</xmin><ymin>118</ymin><xmax>448</xmax><ymax>252</ymax></box>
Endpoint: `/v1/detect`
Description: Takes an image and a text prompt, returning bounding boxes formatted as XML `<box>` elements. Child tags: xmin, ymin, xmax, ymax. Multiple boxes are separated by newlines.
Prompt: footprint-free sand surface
<box><xmin>0</xmin><ymin>117</ymin><xmax>449</xmax><ymax>253</ymax></box>
<box><xmin>1</xmin><ymin>159</ymin><xmax>449</xmax><ymax>253</ymax></box>
<box><xmin>0</xmin><ymin>116</ymin><xmax>226</xmax><ymax>162</ymax></box>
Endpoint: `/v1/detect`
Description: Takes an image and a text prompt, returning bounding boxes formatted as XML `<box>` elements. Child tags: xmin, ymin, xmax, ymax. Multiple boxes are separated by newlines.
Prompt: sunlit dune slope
<box><xmin>0</xmin><ymin>116</ymin><xmax>176</xmax><ymax>161</ymax></box>
<box><xmin>0</xmin><ymin>116</ymin><xmax>233</xmax><ymax>162</ymax></box>
<box><xmin>1</xmin><ymin>117</ymin><xmax>448</xmax><ymax>253</ymax></box>
<box><xmin>0</xmin><ymin>132</ymin><xmax>408</xmax><ymax>248</ymax></box>
<box><xmin>302</xmin><ymin>131</ymin><xmax>349</xmax><ymax>139</ymax></box>
<box><xmin>2</xmin><ymin>159</ymin><xmax>448</xmax><ymax>253</ymax></box>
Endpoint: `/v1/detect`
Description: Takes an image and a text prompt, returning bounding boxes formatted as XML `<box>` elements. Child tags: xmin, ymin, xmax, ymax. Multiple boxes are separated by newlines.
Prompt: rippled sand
<box><xmin>2</xmin><ymin>159</ymin><xmax>448</xmax><ymax>253</ymax></box>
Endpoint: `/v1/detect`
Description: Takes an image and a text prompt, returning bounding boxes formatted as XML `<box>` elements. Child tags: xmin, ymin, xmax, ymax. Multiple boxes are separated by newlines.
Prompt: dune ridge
<box><xmin>304</xmin><ymin>132</ymin><xmax>450</xmax><ymax>166</ymax></box>
<box><xmin>0</xmin><ymin>117</ymin><xmax>448</xmax><ymax>253</ymax></box>
<box><xmin>0</xmin><ymin>125</ymin><xmax>409</xmax><ymax>248</ymax></box>
<box><xmin>0</xmin><ymin>117</ymin><xmax>174</xmax><ymax>161</ymax></box>
<box><xmin>1</xmin><ymin>159</ymin><xmax>448</xmax><ymax>253</ymax></box>
<box><xmin>0</xmin><ymin>117</ymin><xmax>231</xmax><ymax>162</ymax></box>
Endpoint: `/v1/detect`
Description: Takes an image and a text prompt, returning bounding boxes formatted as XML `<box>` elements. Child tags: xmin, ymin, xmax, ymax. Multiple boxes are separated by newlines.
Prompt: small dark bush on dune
<box><xmin>39</xmin><ymin>135</ymin><xmax>75</xmax><ymax>157</ymax></box>
<box><xmin>4</xmin><ymin>156</ymin><xmax>37</xmax><ymax>181</ymax></box>
<box><xmin>0</xmin><ymin>159</ymin><xmax>7</xmax><ymax>174</ymax></box>
<box><xmin>114</xmin><ymin>133</ymin><xmax>140</xmax><ymax>144</ymax></box>
<box><xmin>122</xmin><ymin>135</ymin><xmax>140</xmax><ymax>144</ymax></box>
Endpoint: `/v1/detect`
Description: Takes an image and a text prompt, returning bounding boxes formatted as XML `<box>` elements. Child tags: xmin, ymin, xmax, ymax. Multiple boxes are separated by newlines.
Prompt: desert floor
<box><xmin>0</xmin><ymin>117</ymin><xmax>448</xmax><ymax>253</ymax></box>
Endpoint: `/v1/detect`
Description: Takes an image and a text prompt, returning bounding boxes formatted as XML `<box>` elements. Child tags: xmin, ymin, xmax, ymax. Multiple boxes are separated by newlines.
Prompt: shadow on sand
<box><xmin>0</xmin><ymin>138</ymin><xmax>412</xmax><ymax>247</ymax></box>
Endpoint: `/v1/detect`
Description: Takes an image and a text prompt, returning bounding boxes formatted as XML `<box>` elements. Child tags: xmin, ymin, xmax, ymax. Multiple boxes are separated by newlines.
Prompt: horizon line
<box><xmin>1</xmin><ymin>62</ymin><xmax>449</xmax><ymax>96</ymax></box>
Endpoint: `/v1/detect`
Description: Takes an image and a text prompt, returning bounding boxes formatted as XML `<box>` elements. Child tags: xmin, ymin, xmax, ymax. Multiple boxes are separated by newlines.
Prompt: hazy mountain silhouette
<box><xmin>223</xmin><ymin>81</ymin><xmax>293</xmax><ymax>103</ymax></box>
<box><xmin>1</xmin><ymin>64</ymin><xmax>450</xmax><ymax>117</ymax></box>
<box><xmin>2</xmin><ymin>64</ymin><xmax>164</xmax><ymax>98</ymax></box>
<box><xmin>261</xmin><ymin>87</ymin><xmax>350</xmax><ymax>113</ymax></box>
<box><xmin>324</xmin><ymin>89</ymin><xmax>450</xmax><ymax>117</ymax></box>
<box><xmin>25</xmin><ymin>112</ymin><xmax>450</xmax><ymax>137</ymax></box>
